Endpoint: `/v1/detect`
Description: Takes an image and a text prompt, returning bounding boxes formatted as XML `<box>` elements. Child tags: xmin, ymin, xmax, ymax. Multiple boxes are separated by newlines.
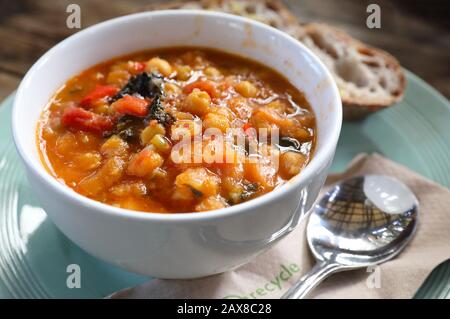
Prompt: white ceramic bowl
<box><xmin>12</xmin><ymin>10</ymin><xmax>342</xmax><ymax>278</ymax></box>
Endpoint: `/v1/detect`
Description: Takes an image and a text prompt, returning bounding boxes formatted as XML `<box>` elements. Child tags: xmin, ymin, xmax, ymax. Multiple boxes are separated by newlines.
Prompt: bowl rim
<box><xmin>12</xmin><ymin>10</ymin><xmax>342</xmax><ymax>223</ymax></box>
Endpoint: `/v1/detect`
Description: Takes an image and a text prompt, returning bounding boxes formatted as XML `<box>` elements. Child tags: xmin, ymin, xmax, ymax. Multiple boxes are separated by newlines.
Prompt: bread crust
<box><xmin>139</xmin><ymin>0</ymin><xmax>301</xmax><ymax>32</ymax></box>
<box><xmin>299</xmin><ymin>23</ymin><xmax>406</xmax><ymax>120</ymax></box>
<box><xmin>140</xmin><ymin>0</ymin><xmax>406</xmax><ymax>121</ymax></box>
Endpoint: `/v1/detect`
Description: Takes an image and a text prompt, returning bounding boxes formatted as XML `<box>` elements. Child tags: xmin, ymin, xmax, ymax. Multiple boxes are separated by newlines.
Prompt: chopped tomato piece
<box><xmin>111</xmin><ymin>95</ymin><xmax>149</xmax><ymax>116</ymax></box>
<box><xmin>61</xmin><ymin>106</ymin><xmax>114</xmax><ymax>133</ymax></box>
<box><xmin>134</xmin><ymin>61</ymin><xmax>146</xmax><ymax>73</ymax></box>
<box><xmin>80</xmin><ymin>85</ymin><xmax>119</xmax><ymax>107</ymax></box>
<box><xmin>183</xmin><ymin>80</ymin><xmax>219</xmax><ymax>98</ymax></box>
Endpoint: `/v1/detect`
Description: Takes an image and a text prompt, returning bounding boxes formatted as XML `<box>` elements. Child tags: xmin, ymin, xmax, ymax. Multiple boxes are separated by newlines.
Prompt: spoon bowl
<box><xmin>283</xmin><ymin>175</ymin><xmax>419</xmax><ymax>298</ymax></box>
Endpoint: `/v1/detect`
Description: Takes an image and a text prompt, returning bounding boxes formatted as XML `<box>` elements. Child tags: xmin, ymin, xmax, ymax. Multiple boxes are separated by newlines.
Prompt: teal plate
<box><xmin>1</xmin><ymin>70</ymin><xmax>449</xmax><ymax>299</ymax></box>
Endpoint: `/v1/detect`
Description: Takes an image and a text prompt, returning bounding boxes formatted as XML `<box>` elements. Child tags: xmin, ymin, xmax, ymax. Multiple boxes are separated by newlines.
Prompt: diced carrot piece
<box><xmin>183</xmin><ymin>80</ymin><xmax>219</xmax><ymax>98</ymax></box>
<box><xmin>61</xmin><ymin>106</ymin><xmax>114</xmax><ymax>133</ymax></box>
<box><xmin>111</xmin><ymin>95</ymin><xmax>149</xmax><ymax>116</ymax></box>
<box><xmin>244</xmin><ymin>161</ymin><xmax>277</xmax><ymax>189</ymax></box>
<box><xmin>80</xmin><ymin>85</ymin><xmax>119</xmax><ymax>107</ymax></box>
<box><xmin>244</xmin><ymin>145</ymin><xmax>280</xmax><ymax>189</ymax></box>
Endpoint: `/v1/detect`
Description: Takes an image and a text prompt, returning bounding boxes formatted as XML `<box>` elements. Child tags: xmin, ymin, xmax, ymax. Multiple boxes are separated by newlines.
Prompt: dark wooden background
<box><xmin>1</xmin><ymin>0</ymin><xmax>449</xmax><ymax>101</ymax></box>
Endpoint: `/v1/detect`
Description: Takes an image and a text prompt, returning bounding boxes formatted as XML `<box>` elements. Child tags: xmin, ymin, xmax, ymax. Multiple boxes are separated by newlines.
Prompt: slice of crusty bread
<box><xmin>297</xmin><ymin>23</ymin><xmax>406</xmax><ymax>120</ymax></box>
<box><xmin>141</xmin><ymin>0</ymin><xmax>301</xmax><ymax>36</ymax></box>
<box><xmin>140</xmin><ymin>0</ymin><xmax>406</xmax><ymax>120</ymax></box>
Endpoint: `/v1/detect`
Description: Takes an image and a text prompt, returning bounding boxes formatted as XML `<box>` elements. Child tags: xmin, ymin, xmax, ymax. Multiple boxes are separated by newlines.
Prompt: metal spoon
<box><xmin>282</xmin><ymin>175</ymin><xmax>419</xmax><ymax>299</ymax></box>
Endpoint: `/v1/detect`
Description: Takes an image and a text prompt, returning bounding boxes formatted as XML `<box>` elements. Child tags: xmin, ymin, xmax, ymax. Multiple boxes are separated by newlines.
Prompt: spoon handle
<box><xmin>281</xmin><ymin>261</ymin><xmax>341</xmax><ymax>299</ymax></box>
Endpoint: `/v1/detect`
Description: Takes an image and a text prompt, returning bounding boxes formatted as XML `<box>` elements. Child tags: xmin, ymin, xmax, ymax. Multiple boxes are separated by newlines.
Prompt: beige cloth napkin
<box><xmin>109</xmin><ymin>154</ymin><xmax>450</xmax><ymax>299</ymax></box>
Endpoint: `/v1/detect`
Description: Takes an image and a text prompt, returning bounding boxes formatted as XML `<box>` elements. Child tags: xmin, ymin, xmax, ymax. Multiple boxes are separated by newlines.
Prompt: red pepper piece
<box><xmin>111</xmin><ymin>95</ymin><xmax>149</xmax><ymax>117</ymax></box>
<box><xmin>80</xmin><ymin>85</ymin><xmax>119</xmax><ymax>107</ymax></box>
<box><xmin>61</xmin><ymin>106</ymin><xmax>114</xmax><ymax>133</ymax></box>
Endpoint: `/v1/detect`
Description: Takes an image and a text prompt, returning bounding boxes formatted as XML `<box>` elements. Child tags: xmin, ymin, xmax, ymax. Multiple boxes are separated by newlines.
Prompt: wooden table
<box><xmin>1</xmin><ymin>0</ymin><xmax>449</xmax><ymax>101</ymax></box>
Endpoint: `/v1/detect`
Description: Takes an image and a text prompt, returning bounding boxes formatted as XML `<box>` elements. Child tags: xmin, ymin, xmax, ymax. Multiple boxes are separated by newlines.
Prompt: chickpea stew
<box><xmin>38</xmin><ymin>47</ymin><xmax>316</xmax><ymax>213</ymax></box>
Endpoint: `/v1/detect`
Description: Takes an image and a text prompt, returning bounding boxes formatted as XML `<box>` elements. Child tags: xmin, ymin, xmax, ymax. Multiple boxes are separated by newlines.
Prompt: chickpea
<box><xmin>146</xmin><ymin>57</ymin><xmax>173</xmax><ymax>77</ymax></box>
<box><xmin>175</xmin><ymin>65</ymin><xmax>192</xmax><ymax>81</ymax></box>
<box><xmin>150</xmin><ymin>134</ymin><xmax>171</xmax><ymax>153</ymax></box>
<box><xmin>127</xmin><ymin>147</ymin><xmax>164</xmax><ymax>177</ymax></box>
<box><xmin>140</xmin><ymin>122</ymin><xmax>166</xmax><ymax>145</ymax></box>
<box><xmin>203</xmin><ymin>112</ymin><xmax>230</xmax><ymax>133</ymax></box>
<box><xmin>183</xmin><ymin>89</ymin><xmax>211</xmax><ymax>116</ymax></box>
<box><xmin>56</xmin><ymin>132</ymin><xmax>77</xmax><ymax>157</ymax></box>
<box><xmin>74</xmin><ymin>152</ymin><xmax>102</xmax><ymax>171</ymax></box>
<box><xmin>228</xmin><ymin>97</ymin><xmax>252</xmax><ymax>119</ymax></box>
<box><xmin>171</xmin><ymin>119</ymin><xmax>202</xmax><ymax>140</ymax></box>
<box><xmin>101</xmin><ymin>135</ymin><xmax>129</xmax><ymax>158</ymax></box>
<box><xmin>94</xmin><ymin>103</ymin><xmax>110</xmax><ymax>115</ymax></box>
<box><xmin>235</xmin><ymin>80</ymin><xmax>258</xmax><ymax>98</ymax></box>
<box><xmin>151</xmin><ymin>167</ymin><xmax>168</xmax><ymax>179</ymax></box>
<box><xmin>212</xmin><ymin>106</ymin><xmax>234</xmax><ymax>121</ymax></box>
<box><xmin>110</xmin><ymin>182</ymin><xmax>147</xmax><ymax>197</ymax></box>
<box><xmin>163</xmin><ymin>82</ymin><xmax>181</xmax><ymax>95</ymax></box>
<box><xmin>266</xmin><ymin>100</ymin><xmax>287</xmax><ymax>113</ymax></box>
<box><xmin>204</xmin><ymin>66</ymin><xmax>222</xmax><ymax>79</ymax></box>
<box><xmin>77</xmin><ymin>157</ymin><xmax>125</xmax><ymax>197</ymax></box>
<box><xmin>174</xmin><ymin>111</ymin><xmax>195</xmax><ymax>120</ymax></box>
<box><xmin>106</xmin><ymin>69</ymin><xmax>130</xmax><ymax>87</ymax></box>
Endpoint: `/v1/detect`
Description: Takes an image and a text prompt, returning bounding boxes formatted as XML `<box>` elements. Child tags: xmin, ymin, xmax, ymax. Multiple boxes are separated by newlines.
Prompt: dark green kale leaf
<box><xmin>111</xmin><ymin>72</ymin><xmax>163</xmax><ymax>102</ymax></box>
<box><xmin>105</xmin><ymin>73</ymin><xmax>174</xmax><ymax>141</ymax></box>
<box><xmin>145</xmin><ymin>95</ymin><xmax>175</xmax><ymax>127</ymax></box>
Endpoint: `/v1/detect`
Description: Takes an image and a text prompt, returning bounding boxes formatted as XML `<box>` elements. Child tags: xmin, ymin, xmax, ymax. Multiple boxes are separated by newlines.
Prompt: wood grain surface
<box><xmin>1</xmin><ymin>0</ymin><xmax>449</xmax><ymax>101</ymax></box>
